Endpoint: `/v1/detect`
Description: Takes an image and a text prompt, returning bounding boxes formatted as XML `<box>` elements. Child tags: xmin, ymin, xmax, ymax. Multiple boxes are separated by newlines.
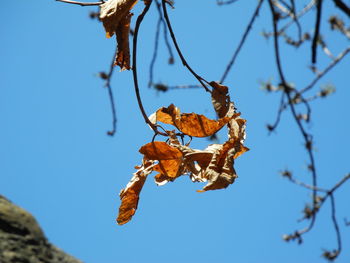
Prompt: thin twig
<box><xmin>148</xmin><ymin>0</ymin><xmax>175</xmax><ymax>88</ymax></box>
<box><xmin>268</xmin><ymin>0</ymin><xmax>318</xmax><ymax>239</ymax></box>
<box><xmin>155</xmin><ymin>0</ymin><xmax>175</xmax><ymax>64</ymax></box>
<box><xmin>272</xmin><ymin>0</ymin><xmax>292</xmax><ymax>18</ymax></box>
<box><xmin>56</xmin><ymin>0</ymin><xmax>104</xmax><ymax>6</ymax></box>
<box><xmin>161</xmin><ymin>0</ymin><xmax>211</xmax><ymax>93</ymax></box>
<box><xmin>330</xmin><ymin>194</ymin><xmax>342</xmax><ymax>256</ymax></box>
<box><xmin>288</xmin><ymin>176</ymin><xmax>328</xmax><ymax>192</ymax></box>
<box><xmin>301</xmin><ymin>46</ymin><xmax>350</xmax><ymax>94</ymax></box>
<box><xmin>220</xmin><ymin>0</ymin><xmax>264</xmax><ymax>83</ymax></box>
<box><xmin>329</xmin><ymin>173</ymin><xmax>350</xmax><ymax>193</ymax></box>
<box><xmin>217</xmin><ymin>0</ymin><xmax>239</xmax><ymax>5</ymax></box>
<box><xmin>279</xmin><ymin>0</ymin><xmax>316</xmax><ymax>35</ymax></box>
<box><xmin>311</xmin><ymin>0</ymin><xmax>323</xmax><ymax>64</ymax></box>
<box><xmin>148</xmin><ymin>3</ymin><xmax>162</xmax><ymax>88</ymax></box>
<box><xmin>132</xmin><ymin>1</ymin><xmax>167</xmax><ymax>136</ymax></box>
<box><xmin>268</xmin><ymin>92</ymin><xmax>285</xmax><ymax>132</ymax></box>
<box><xmin>105</xmin><ymin>48</ymin><xmax>118</xmax><ymax>136</ymax></box>
<box><xmin>333</xmin><ymin>0</ymin><xmax>350</xmax><ymax>17</ymax></box>
<box><xmin>290</xmin><ymin>0</ymin><xmax>302</xmax><ymax>43</ymax></box>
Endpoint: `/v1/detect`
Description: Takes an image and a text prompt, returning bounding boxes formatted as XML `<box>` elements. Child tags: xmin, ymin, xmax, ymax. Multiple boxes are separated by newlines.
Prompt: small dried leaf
<box><xmin>210</xmin><ymin>81</ymin><xmax>230</xmax><ymax>118</ymax></box>
<box><xmin>139</xmin><ymin>141</ymin><xmax>182</xmax><ymax>160</ymax></box>
<box><xmin>99</xmin><ymin>0</ymin><xmax>137</xmax><ymax>70</ymax></box>
<box><xmin>117</xmin><ymin>159</ymin><xmax>154</xmax><ymax>225</ymax></box>
<box><xmin>154</xmin><ymin>104</ymin><xmax>179</xmax><ymax>125</ymax></box>
<box><xmin>100</xmin><ymin>0</ymin><xmax>137</xmax><ymax>38</ymax></box>
<box><xmin>114</xmin><ymin>13</ymin><xmax>132</xmax><ymax>70</ymax></box>
<box><xmin>140</xmin><ymin>141</ymin><xmax>183</xmax><ymax>185</ymax></box>
<box><xmin>201</xmin><ymin>146</ymin><xmax>237</xmax><ymax>192</ymax></box>
<box><xmin>225</xmin><ymin>103</ymin><xmax>247</xmax><ymax>144</ymax></box>
<box><xmin>152</xmin><ymin>104</ymin><xmax>232</xmax><ymax>137</ymax></box>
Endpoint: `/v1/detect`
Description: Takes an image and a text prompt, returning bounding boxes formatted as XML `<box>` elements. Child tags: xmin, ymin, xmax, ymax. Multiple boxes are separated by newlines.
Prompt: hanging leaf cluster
<box><xmin>117</xmin><ymin>82</ymin><xmax>249</xmax><ymax>225</ymax></box>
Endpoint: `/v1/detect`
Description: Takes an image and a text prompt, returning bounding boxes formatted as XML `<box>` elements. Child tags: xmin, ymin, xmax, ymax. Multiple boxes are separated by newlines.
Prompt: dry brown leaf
<box><xmin>139</xmin><ymin>141</ymin><xmax>183</xmax><ymax>185</ymax></box>
<box><xmin>152</xmin><ymin>104</ymin><xmax>232</xmax><ymax>137</ymax></box>
<box><xmin>100</xmin><ymin>0</ymin><xmax>137</xmax><ymax>38</ymax></box>
<box><xmin>114</xmin><ymin>13</ymin><xmax>132</xmax><ymax>70</ymax></box>
<box><xmin>198</xmin><ymin>142</ymin><xmax>236</xmax><ymax>192</ymax></box>
<box><xmin>100</xmin><ymin>0</ymin><xmax>138</xmax><ymax>70</ymax></box>
<box><xmin>181</xmin><ymin>139</ymin><xmax>248</xmax><ymax>192</ymax></box>
<box><xmin>210</xmin><ymin>81</ymin><xmax>230</xmax><ymax>118</ymax></box>
<box><xmin>139</xmin><ymin>141</ymin><xmax>182</xmax><ymax>160</ymax></box>
<box><xmin>226</xmin><ymin>102</ymin><xmax>247</xmax><ymax>143</ymax></box>
<box><xmin>117</xmin><ymin>159</ymin><xmax>154</xmax><ymax>225</ymax></box>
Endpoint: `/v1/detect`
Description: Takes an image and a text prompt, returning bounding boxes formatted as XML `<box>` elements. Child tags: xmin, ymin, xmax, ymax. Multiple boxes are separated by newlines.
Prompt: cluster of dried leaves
<box><xmin>97</xmin><ymin>0</ymin><xmax>249</xmax><ymax>225</ymax></box>
<box><xmin>117</xmin><ymin>81</ymin><xmax>248</xmax><ymax>225</ymax></box>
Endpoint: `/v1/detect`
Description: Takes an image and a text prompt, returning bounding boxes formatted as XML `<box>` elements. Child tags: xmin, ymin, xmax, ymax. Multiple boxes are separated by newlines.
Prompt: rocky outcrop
<box><xmin>0</xmin><ymin>195</ymin><xmax>82</xmax><ymax>263</ymax></box>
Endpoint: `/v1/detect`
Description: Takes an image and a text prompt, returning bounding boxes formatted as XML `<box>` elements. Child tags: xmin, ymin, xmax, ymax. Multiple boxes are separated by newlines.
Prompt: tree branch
<box><xmin>301</xmin><ymin>46</ymin><xmax>350</xmax><ymax>94</ymax></box>
<box><xmin>333</xmin><ymin>0</ymin><xmax>350</xmax><ymax>17</ymax></box>
<box><xmin>55</xmin><ymin>0</ymin><xmax>104</xmax><ymax>6</ymax></box>
<box><xmin>311</xmin><ymin>0</ymin><xmax>323</xmax><ymax>64</ymax></box>
<box><xmin>161</xmin><ymin>0</ymin><xmax>211</xmax><ymax>93</ymax></box>
<box><xmin>132</xmin><ymin>1</ymin><xmax>168</xmax><ymax>136</ymax></box>
<box><xmin>104</xmin><ymin>47</ymin><xmax>118</xmax><ymax>136</ymax></box>
<box><xmin>220</xmin><ymin>0</ymin><xmax>264</xmax><ymax>83</ymax></box>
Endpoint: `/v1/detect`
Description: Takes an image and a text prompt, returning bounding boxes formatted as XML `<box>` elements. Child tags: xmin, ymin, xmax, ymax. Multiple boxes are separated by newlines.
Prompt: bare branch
<box><xmin>148</xmin><ymin>0</ymin><xmax>175</xmax><ymax>88</ymax></box>
<box><xmin>104</xmin><ymin>47</ymin><xmax>118</xmax><ymax>136</ymax></box>
<box><xmin>301</xmin><ymin>46</ymin><xmax>350</xmax><ymax>94</ymax></box>
<box><xmin>55</xmin><ymin>0</ymin><xmax>104</xmax><ymax>6</ymax></box>
<box><xmin>217</xmin><ymin>0</ymin><xmax>239</xmax><ymax>5</ymax></box>
<box><xmin>132</xmin><ymin>1</ymin><xmax>168</xmax><ymax>136</ymax></box>
<box><xmin>333</xmin><ymin>0</ymin><xmax>350</xmax><ymax>17</ymax></box>
<box><xmin>268</xmin><ymin>0</ymin><xmax>319</xmax><ymax>247</ymax></box>
<box><xmin>311</xmin><ymin>0</ymin><xmax>323</xmax><ymax>64</ymax></box>
<box><xmin>220</xmin><ymin>0</ymin><xmax>264</xmax><ymax>83</ymax></box>
<box><xmin>161</xmin><ymin>0</ymin><xmax>211</xmax><ymax>93</ymax></box>
<box><xmin>278</xmin><ymin>0</ymin><xmax>316</xmax><ymax>36</ymax></box>
<box><xmin>148</xmin><ymin>3</ymin><xmax>162</xmax><ymax>88</ymax></box>
<box><xmin>267</xmin><ymin>92</ymin><xmax>285</xmax><ymax>132</ymax></box>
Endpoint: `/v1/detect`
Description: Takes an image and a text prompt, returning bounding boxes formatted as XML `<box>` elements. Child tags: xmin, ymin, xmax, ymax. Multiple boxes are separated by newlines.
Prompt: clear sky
<box><xmin>1</xmin><ymin>1</ymin><xmax>349</xmax><ymax>263</ymax></box>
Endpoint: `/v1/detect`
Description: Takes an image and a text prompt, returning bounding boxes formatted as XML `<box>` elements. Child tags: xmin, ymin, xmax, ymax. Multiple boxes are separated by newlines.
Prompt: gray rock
<box><xmin>0</xmin><ymin>195</ymin><xmax>82</xmax><ymax>263</ymax></box>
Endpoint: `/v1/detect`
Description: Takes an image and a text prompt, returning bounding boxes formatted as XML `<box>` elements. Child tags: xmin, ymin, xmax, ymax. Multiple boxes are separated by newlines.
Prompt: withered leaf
<box><xmin>117</xmin><ymin>159</ymin><xmax>154</xmax><ymax>225</ymax></box>
<box><xmin>100</xmin><ymin>0</ymin><xmax>138</xmax><ymax>70</ymax></box>
<box><xmin>114</xmin><ymin>13</ymin><xmax>132</xmax><ymax>70</ymax></box>
<box><xmin>210</xmin><ymin>81</ymin><xmax>230</xmax><ymax>118</ymax></box>
<box><xmin>228</xmin><ymin>112</ymin><xmax>247</xmax><ymax>144</ymax></box>
<box><xmin>183</xmin><ymin>140</ymin><xmax>248</xmax><ymax>192</ymax></box>
<box><xmin>200</xmin><ymin>143</ymin><xmax>237</xmax><ymax>192</ymax></box>
<box><xmin>139</xmin><ymin>141</ymin><xmax>183</xmax><ymax>185</ymax></box>
<box><xmin>100</xmin><ymin>0</ymin><xmax>137</xmax><ymax>38</ymax></box>
<box><xmin>151</xmin><ymin>104</ymin><xmax>232</xmax><ymax>137</ymax></box>
<box><xmin>139</xmin><ymin>141</ymin><xmax>182</xmax><ymax>160</ymax></box>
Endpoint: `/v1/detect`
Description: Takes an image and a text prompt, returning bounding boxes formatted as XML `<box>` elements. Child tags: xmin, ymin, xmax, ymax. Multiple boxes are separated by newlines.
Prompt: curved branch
<box><xmin>161</xmin><ymin>0</ymin><xmax>211</xmax><ymax>93</ymax></box>
<box><xmin>132</xmin><ymin>1</ymin><xmax>167</xmax><ymax>136</ymax></box>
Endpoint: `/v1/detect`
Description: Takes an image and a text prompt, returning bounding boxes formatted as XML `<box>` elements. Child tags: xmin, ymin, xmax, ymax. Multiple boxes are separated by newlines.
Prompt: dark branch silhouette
<box><xmin>104</xmin><ymin>48</ymin><xmax>118</xmax><ymax>136</ymax></box>
<box><xmin>161</xmin><ymin>0</ymin><xmax>211</xmax><ymax>93</ymax></box>
<box><xmin>56</xmin><ymin>0</ymin><xmax>104</xmax><ymax>6</ymax></box>
<box><xmin>220</xmin><ymin>0</ymin><xmax>264</xmax><ymax>83</ymax></box>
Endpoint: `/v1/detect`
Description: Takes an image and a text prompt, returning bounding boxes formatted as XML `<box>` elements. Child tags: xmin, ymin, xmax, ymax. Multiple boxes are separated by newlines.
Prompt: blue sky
<box><xmin>1</xmin><ymin>1</ymin><xmax>350</xmax><ymax>262</ymax></box>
